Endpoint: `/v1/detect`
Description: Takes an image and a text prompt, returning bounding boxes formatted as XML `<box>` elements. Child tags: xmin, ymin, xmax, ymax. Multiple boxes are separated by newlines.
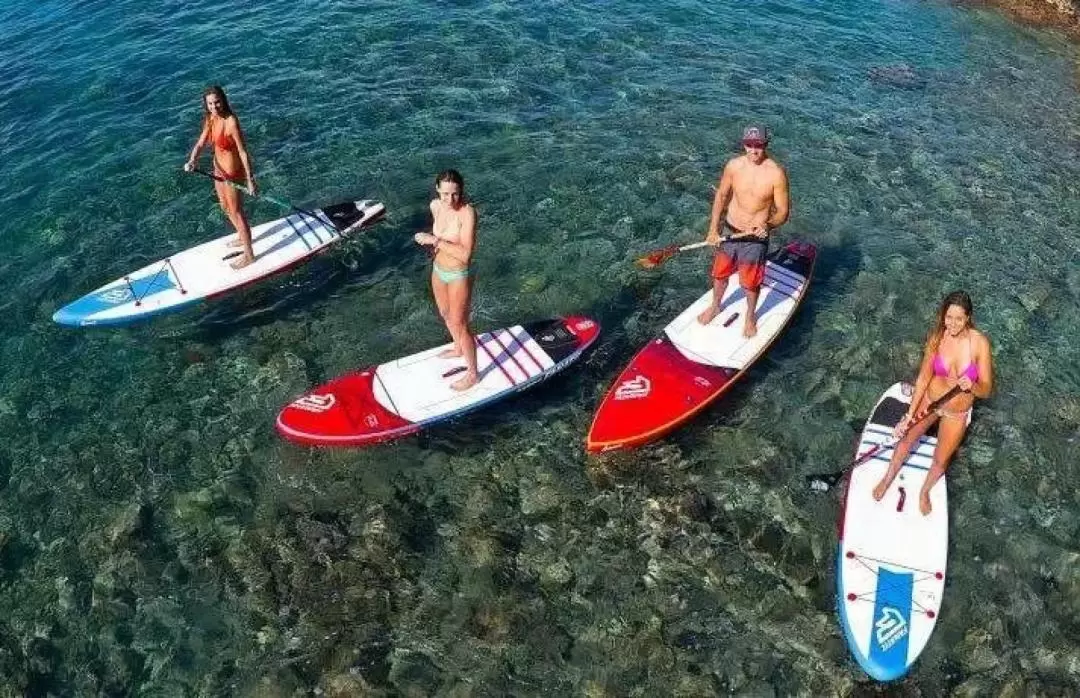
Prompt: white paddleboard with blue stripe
<box><xmin>53</xmin><ymin>199</ymin><xmax>385</xmax><ymax>327</ymax></box>
<box><xmin>837</xmin><ymin>381</ymin><xmax>947</xmax><ymax>682</ymax></box>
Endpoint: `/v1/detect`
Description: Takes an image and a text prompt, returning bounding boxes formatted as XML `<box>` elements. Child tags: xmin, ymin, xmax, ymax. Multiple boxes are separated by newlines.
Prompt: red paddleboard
<box><xmin>586</xmin><ymin>241</ymin><xmax>816</xmax><ymax>453</ymax></box>
<box><xmin>277</xmin><ymin>316</ymin><xmax>600</xmax><ymax>446</ymax></box>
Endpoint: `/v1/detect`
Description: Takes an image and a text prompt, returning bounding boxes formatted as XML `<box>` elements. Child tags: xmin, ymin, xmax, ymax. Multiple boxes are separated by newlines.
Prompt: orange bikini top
<box><xmin>210</xmin><ymin>119</ymin><xmax>236</xmax><ymax>152</ymax></box>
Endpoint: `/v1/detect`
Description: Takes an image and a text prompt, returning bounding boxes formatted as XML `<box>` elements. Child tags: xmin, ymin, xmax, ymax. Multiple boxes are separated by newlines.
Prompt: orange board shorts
<box><xmin>711</xmin><ymin>239</ymin><xmax>767</xmax><ymax>291</ymax></box>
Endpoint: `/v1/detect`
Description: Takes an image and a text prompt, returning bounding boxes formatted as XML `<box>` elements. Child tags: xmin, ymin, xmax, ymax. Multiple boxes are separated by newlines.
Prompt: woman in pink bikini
<box><xmin>872</xmin><ymin>291</ymin><xmax>994</xmax><ymax>514</ymax></box>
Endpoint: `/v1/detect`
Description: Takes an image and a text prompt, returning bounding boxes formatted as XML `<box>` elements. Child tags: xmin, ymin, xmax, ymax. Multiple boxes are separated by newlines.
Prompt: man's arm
<box><xmin>766</xmin><ymin>166</ymin><xmax>790</xmax><ymax>231</ymax></box>
<box><xmin>706</xmin><ymin>162</ymin><xmax>734</xmax><ymax>244</ymax></box>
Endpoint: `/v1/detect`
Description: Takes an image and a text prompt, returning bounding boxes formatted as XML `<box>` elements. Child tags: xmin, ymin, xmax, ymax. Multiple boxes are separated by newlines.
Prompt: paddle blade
<box><xmin>635</xmin><ymin>245</ymin><xmax>678</xmax><ymax>269</ymax></box>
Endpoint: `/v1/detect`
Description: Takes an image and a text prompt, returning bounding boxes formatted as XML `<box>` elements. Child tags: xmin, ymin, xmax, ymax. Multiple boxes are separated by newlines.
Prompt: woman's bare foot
<box><xmin>742</xmin><ymin>316</ymin><xmax>758</xmax><ymax>338</ymax></box>
<box><xmin>230</xmin><ymin>254</ymin><xmax>255</xmax><ymax>270</ymax></box>
<box><xmin>697</xmin><ymin>304</ymin><xmax>721</xmax><ymax>325</ymax></box>
<box><xmin>450</xmin><ymin>371</ymin><xmax>478</xmax><ymax>391</ymax></box>
<box><xmin>227</xmin><ymin>237</ymin><xmax>244</xmax><ymax>248</ymax></box>
<box><xmin>919</xmin><ymin>489</ymin><xmax>933</xmax><ymax>515</ymax></box>
<box><xmin>872</xmin><ymin>479</ymin><xmax>890</xmax><ymax>501</ymax></box>
<box><xmin>438</xmin><ymin>347</ymin><xmax>463</xmax><ymax>359</ymax></box>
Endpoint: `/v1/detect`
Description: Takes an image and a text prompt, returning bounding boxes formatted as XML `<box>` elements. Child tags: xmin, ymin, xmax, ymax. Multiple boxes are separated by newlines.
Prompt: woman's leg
<box><xmin>431</xmin><ymin>271</ymin><xmax>457</xmax><ymax>358</ymax></box>
<box><xmin>872</xmin><ymin>396</ymin><xmax>938</xmax><ymax>500</ymax></box>
<box><xmin>919</xmin><ymin>414</ymin><xmax>967</xmax><ymax>515</ymax></box>
<box><xmin>444</xmin><ymin>277</ymin><xmax>477</xmax><ymax>390</ymax></box>
<box><xmin>216</xmin><ymin>181</ymin><xmax>255</xmax><ymax>269</ymax></box>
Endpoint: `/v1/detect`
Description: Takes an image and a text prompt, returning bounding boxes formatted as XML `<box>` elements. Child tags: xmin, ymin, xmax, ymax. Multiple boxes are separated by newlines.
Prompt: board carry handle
<box><xmin>805</xmin><ymin>384</ymin><xmax>964</xmax><ymax>492</ymax></box>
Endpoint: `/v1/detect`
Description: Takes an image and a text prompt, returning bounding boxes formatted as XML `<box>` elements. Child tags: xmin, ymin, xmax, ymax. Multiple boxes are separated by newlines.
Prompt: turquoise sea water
<box><xmin>2</xmin><ymin>0</ymin><xmax>1080</xmax><ymax>694</ymax></box>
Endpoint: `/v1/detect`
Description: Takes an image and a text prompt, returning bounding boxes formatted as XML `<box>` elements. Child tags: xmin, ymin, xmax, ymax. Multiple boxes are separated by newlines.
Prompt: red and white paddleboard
<box><xmin>586</xmin><ymin>241</ymin><xmax>816</xmax><ymax>453</ymax></box>
<box><xmin>277</xmin><ymin>316</ymin><xmax>600</xmax><ymax>446</ymax></box>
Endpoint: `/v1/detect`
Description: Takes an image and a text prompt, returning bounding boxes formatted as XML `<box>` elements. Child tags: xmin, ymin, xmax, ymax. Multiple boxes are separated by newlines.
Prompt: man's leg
<box><xmin>698</xmin><ymin>249</ymin><xmax>735</xmax><ymax>325</ymax></box>
<box><xmin>742</xmin><ymin>286</ymin><xmax>759</xmax><ymax>338</ymax></box>
<box><xmin>739</xmin><ymin>260</ymin><xmax>766</xmax><ymax>338</ymax></box>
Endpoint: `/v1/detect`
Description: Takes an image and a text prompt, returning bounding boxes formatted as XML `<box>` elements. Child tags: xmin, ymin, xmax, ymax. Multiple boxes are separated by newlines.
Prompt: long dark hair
<box><xmin>928</xmin><ymin>290</ymin><xmax>974</xmax><ymax>350</ymax></box>
<box><xmin>202</xmin><ymin>85</ymin><xmax>234</xmax><ymax>126</ymax></box>
<box><xmin>435</xmin><ymin>169</ymin><xmax>465</xmax><ymax>193</ymax></box>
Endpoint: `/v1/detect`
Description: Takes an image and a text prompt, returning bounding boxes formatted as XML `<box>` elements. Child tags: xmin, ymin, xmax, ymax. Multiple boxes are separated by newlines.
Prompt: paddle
<box><xmin>189</xmin><ymin>167</ymin><xmax>338</xmax><ymax>231</ymax></box>
<box><xmin>805</xmin><ymin>385</ymin><xmax>964</xmax><ymax>492</ymax></box>
<box><xmin>635</xmin><ymin>240</ymin><xmax>716</xmax><ymax>269</ymax></box>
<box><xmin>634</xmin><ymin>229</ymin><xmax>771</xmax><ymax>269</ymax></box>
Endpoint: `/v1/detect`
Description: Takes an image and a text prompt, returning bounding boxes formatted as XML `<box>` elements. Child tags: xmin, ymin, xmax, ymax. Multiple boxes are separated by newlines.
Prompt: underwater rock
<box><xmin>678</xmin><ymin>489</ymin><xmax>714</xmax><ymax>522</ymax></box>
<box><xmin>322</xmin><ymin>671</ymin><xmax>378</xmax><ymax>697</ymax></box>
<box><xmin>520</xmin><ymin>274</ymin><xmax>547</xmax><ymax>294</ymax></box>
<box><xmin>387</xmin><ymin>649</ymin><xmax>442</xmax><ymax>697</ymax></box>
<box><xmin>518</xmin><ymin>469</ymin><xmax>562</xmax><ymax>517</ymax></box>
<box><xmin>107</xmin><ymin>502</ymin><xmax>153</xmax><ymax>548</ymax></box>
<box><xmin>867</xmin><ymin>63</ymin><xmax>926</xmax><ymax>89</ymax></box>
<box><xmin>956</xmin><ymin>626</ymin><xmax>1000</xmax><ymax>673</ymax></box>
<box><xmin>732</xmin><ymin>678</ymin><xmax>777</xmax><ymax>698</ymax></box>
<box><xmin>469</xmin><ymin>602</ymin><xmax>515</xmax><ymax>645</ymax></box>
<box><xmin>294</xmin><ymin>516</ymin><xmax>350</xmax><ymax>565</ymax></box>
<box><xmin>540</xmin><ymin>558</ymin><xmax>575</xmax><ymax>587</ymax></box>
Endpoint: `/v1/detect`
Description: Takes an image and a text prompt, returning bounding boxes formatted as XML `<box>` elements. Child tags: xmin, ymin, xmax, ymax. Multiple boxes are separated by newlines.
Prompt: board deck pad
<box><xmin>276</xmin><ymin>316</ymin><xmax>600</xmax><ymax>446</ymax></box>
<box><xmin>837</xmin><ymin>381</ymin><xmax>948</xmax><ymax>682</ymax></box>
<box><xmin>586</xmin><ymin>241</ymin><xmax>816</xmax><ymax>452</ymax></box>
<box><xmin>53</xmin><ymin>199</ymin><xmax>385</xmax><ymax>326</ymax></box>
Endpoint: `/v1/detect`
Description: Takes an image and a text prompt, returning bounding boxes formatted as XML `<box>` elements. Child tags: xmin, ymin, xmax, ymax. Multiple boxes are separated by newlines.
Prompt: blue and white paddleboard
<box><xmin>837</xmin><ymin>381</ymin><xmax>948</xmax><ymax>682</ymax></box>
<box><xmin>53</xmin><ymin>199</ymin><xmax>385</xmax><ymax>327</ymax></box>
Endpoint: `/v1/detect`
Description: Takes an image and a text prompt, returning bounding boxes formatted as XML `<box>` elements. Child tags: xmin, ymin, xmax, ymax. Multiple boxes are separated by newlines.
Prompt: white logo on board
<box><xmin>614</xmin><ymin>375</ymin><xmax>651</xmax><ymax>400</ymax></box>
<box><xmin>875</xmin><ymin>607</ymin><xmax>909</xmax><ymax>650</ymax></box>
<box><xmin>574</xmin><ymin>320</ymin><xmax>595</xmax><ymax>331</ymax></box>
<box><xmin>291</xmin><ymin>393</ymin><xmax>336</xmax><ymax>413</ymax></box>
<box><xmin>100</xmin><ymin>288</ymin><xmax>134</xmax><ymax>304</ymax></box>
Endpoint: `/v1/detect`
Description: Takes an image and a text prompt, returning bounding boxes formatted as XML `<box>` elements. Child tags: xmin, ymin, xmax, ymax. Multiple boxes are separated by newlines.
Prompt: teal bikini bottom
<box><xmin>433</xmin><ymin>261</ymin><xmax>470</xmax><ymax>284</ymax></box>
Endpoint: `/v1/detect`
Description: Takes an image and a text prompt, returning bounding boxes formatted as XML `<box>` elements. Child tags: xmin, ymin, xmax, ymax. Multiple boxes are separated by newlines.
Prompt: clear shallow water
<box><xmin>1</xmin><ymin>0</ymin><xmax>1079</xmax><ymax>694</ymax></box>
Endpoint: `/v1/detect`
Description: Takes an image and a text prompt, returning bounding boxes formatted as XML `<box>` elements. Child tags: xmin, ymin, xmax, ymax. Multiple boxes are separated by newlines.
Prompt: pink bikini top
<box><xmin>932</xmin><ymin>334</ymin><xmax>979</xmax><ymax>382</ymax></box>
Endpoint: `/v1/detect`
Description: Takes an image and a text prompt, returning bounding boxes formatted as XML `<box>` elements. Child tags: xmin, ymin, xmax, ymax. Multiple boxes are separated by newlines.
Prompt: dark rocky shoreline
<box><xmin>962</xmin><ymin>0</ymin><xmax>1080</xmax><ymax>38</ymax></box>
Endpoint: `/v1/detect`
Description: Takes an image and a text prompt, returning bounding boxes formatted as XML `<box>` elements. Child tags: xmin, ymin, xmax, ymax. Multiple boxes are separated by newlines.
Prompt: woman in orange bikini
<box><xmin>872</xmin><ymin>291</ymin><xmax>994</xmax><ymax>514</ymax></box>
<box><xmin>183</xmin><ymin>85</ymin><xmax>258</xmax><ymax>269</ymax></box>
<box><xmin>413</xmin><ymin>170</ymin><xmax>478</xmax><ymax>391</ymax></box>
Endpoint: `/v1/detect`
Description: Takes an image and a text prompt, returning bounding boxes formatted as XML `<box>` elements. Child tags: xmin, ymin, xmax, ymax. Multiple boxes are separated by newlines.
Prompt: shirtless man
<box><xmin>696</xmin><ymin>125</ymin><xmax>790</xmax><ymax>337</ymax></box>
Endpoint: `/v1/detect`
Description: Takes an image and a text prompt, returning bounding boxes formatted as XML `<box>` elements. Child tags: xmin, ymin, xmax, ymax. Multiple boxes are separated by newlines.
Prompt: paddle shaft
<box><xmin>639</xmin><ymin>231</ymin><xmax>766</xmax><ymax>267</ymax></box>
<box><xmin>808</xmin><ymin>384</ymin><xmax>965</xmax><ymax>491</ymax></box>
<box><xmin>190</xmin><ymin>167</ymin><xmax>334</xmax><ymax>229</ymax></box>
<box><xmin>682</xmin><ymin>231</ymin><xmax>766</xmax><ymax>252</ymax></box>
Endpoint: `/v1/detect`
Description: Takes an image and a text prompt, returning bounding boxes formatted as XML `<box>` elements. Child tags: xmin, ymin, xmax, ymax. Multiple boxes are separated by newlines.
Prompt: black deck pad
<box><xmin>869</xmin><ymin>395</ymin><xmax>940</xmax><ymax>439</ymax></box>
<box><xmin>321</xmin><ymin>201</ymin><xmax>374</xmax><ymax>231</ymax></box>
<box><xmin>524</xmin><ymin>319</ymin><xmax>580</xmax><ymax>363</ymax></box>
